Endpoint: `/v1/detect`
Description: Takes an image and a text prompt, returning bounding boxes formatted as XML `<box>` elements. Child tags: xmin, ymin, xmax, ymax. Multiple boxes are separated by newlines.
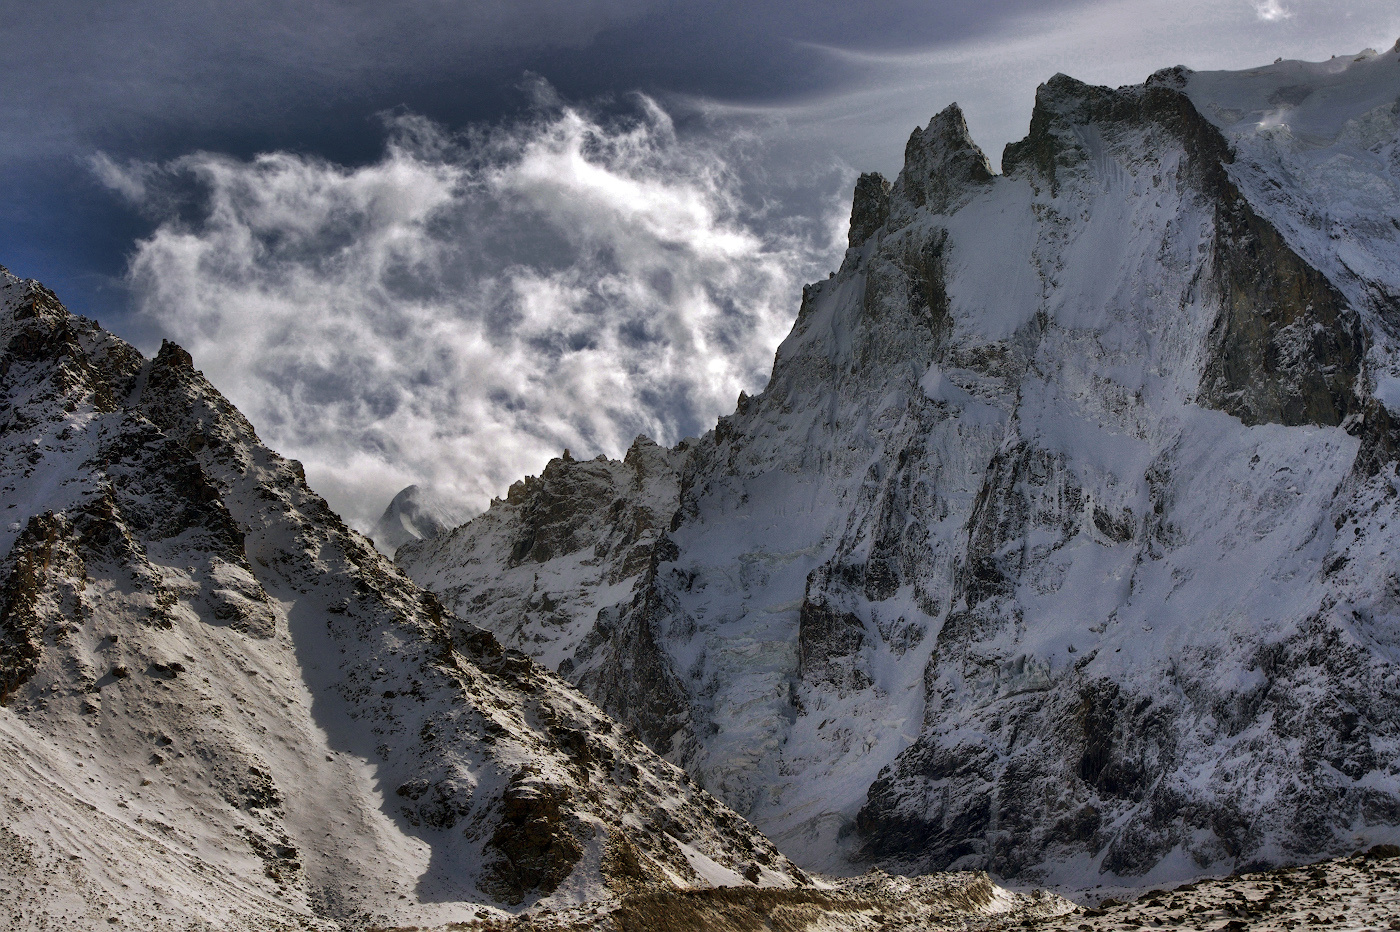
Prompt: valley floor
<box><xmin>391</xmin><ymin>848</ymin><xmax>1400</xmax><ymax>932</ymax></box>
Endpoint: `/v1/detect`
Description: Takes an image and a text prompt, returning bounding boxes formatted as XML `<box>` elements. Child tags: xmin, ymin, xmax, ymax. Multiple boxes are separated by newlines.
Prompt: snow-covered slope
<box><xmin>0</xmin><ymin>272</ymin><xmax>810</xmax><ymax>931</ymax></box>
<box><xmin>399</xmin><ymin>48</ymin><xmax>1400</xmax><ymax>890</ymax></box>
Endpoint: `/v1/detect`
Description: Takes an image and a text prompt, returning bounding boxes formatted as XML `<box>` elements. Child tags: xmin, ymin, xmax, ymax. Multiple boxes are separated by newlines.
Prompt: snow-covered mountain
<box><xmin>370</xmin><ymin>485</ymin><xmax>472</xmax><ymax>556</ymax></box>
<box><xmin>399</xmin><ymin>46</ymin><xmax>1400</xmax><ymax>889</ymax></box>
<box><xmin>0</xmin><ymin>272</ymin><xmax>813</xmax><ymax>931</ymax></box>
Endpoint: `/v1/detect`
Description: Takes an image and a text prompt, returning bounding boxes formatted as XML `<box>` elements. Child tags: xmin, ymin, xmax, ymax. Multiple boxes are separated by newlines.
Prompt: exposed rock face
<box><xmin>0</xmin><ymin>272</ymin><xmax>808</xmax><ymax>930</ymax></box>
<box><xmin>1202</xmin><ymin>187</ymin><xmax>1364</xmax><ymax>427</ymax></box>
<box><xmin>1</xmin><ymin>512</ymin><xmax>74</xmax><ymax>703</ymax></box>
<box><xmin>400</xmin><ymin>437</ymin><xmax>692</xmax><ymax>756</ymax></box>
<box><xmin>848</xmin><ymin>172</ymin><xmax>892</xmax><ymax>248</ymax></box>
<box><xmin>797</xmin><ymin>592</ymin><xmax>869</xmax><ymax>693</ymax></box>
<box><xmin>573</xmin><ymin>578</ymin><xmax>694</xmax><ymax>756</ymax></box>
<box><xmin>480</xmin><ymin>770</ymin><xmax>587</xmax><ymax>903</ymax></box>
<box><xmin>400</xmin><ymin>51</ymin><xmax>1400</xmax><ymax>889</ymax></box>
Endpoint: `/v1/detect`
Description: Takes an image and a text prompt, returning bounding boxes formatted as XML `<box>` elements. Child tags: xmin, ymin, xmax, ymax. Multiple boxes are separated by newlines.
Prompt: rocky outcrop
<box><xmin>0</xmin><ymin>513</ymin><xmax>71</xmax><ymax>703</ymax></box>
<box><xmin>480</xmin><ymin>771</ymin><xmax>587</xmax><ymax>904</ymax></box>
<box><xmin>848</xmin><ymin>172</ymin><xmax>892</xmax><ymax>247</ymax></box>
<box><xmin>888</xmin><ymin>104</ymin><xmax>995</xmax><ymax>225</ymax></box>
<box><xmin>797</xmin><ymin>585</ymin><xmax>870</xmax><ymax>693</ymax></box>
<box><xmin>1202</xmin><ymin>191</ymin><xmax>1364</xmax><ymax>426</ymax></box>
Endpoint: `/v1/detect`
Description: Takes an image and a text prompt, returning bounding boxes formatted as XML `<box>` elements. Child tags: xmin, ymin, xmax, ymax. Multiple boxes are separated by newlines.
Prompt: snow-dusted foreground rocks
<box><xmin>385</xmin><ymin>869</ymin><xmax>1078</xmax><ymax>931</ymax></box>
<box><xmin>1056</xmin><ymin>845</ymin><xmax>1400</xmax><ymax>932</ymax></box>
<box><xmin>400</xmin><ymin>47</ymin><xmax>1400</xmax><ymax>888</ymax></box>
<box><xmin>0</xmin><ymin>272</ymin><xmax>810</xmax><ymax>930</ymax></box>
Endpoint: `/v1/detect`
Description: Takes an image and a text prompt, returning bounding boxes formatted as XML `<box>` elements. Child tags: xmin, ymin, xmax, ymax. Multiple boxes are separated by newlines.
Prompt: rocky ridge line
<box><xmin>0</xmin><ymin>271</ymin><xmax>809</xmax><ymax>931</ymax></box>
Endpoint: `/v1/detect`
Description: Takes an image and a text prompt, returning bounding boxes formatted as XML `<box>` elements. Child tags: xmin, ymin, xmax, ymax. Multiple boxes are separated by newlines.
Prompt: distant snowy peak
<box><xmin>371</xmin><ymin>483</ymin><xmax>473</xmax><ymax>555</ymax></box>
<box><xmin>1190</xmin><ymin>45</ymin><xmax>1398</xmax><ymax>145</ymax></box>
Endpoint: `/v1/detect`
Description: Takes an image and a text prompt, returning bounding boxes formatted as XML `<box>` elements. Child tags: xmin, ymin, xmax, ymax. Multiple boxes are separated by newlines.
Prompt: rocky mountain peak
<box><xmin>0</xmin><ymin>270</ymin><xmax>813</xmax><ymax>928</ymax></box>
<box><xmin>1001</xmin><ymin>73</ymin><xmax>1117</xmax><ymax>191</ymax></box>
<box><xmin>887</xmin><ymin>103</ymin><xmax>995</xmax><ymax>226</ymax></box>
<box><xmin>1145</xmin><ymin>64</ymin><xmax>1194</xmax><ymax>89</ymax></box>
<box><xmin>1000</xmin><ymin>69</ymin><xmax>1235</xmax><ymax>198</ymax></box>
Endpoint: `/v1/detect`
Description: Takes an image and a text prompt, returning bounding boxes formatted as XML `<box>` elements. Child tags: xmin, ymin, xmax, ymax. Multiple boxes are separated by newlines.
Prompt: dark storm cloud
<box><xmin>5</xmin><ymin>0</ymin><xmax>1396</xmax><ymax>299</ymax></box>
<box><xmin>1</xmin><ymin>0</ymin><xmax>1078</xmax><ymax>325</ymax></box>
<box><xmin>3</xmin><ymin>0</ymin><xmax>1090</xmax><ymax>163</ymax></box>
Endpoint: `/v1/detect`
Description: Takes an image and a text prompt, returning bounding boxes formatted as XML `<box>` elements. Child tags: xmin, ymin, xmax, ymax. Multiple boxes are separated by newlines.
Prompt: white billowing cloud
<box><xmin>96</xmin><ymin>0</ymin><xmax>1397</xmax><ymax>536</ymax></box>
<box><xmin>103</xmin><ymin>100</ymin><xmax>843</xmax><ymax>531</ymax></box>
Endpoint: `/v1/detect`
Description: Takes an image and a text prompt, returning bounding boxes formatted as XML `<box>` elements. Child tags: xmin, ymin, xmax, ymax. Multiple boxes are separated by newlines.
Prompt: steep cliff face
<box><xmin>0</xmin><ymin>273</ymin><xmax>809</xmax><ymax>931</ymax></box>
<box><xmin>399</xmin><ymin>50</ymin><xmax>1400</xmax><ymax>889</ymax></box>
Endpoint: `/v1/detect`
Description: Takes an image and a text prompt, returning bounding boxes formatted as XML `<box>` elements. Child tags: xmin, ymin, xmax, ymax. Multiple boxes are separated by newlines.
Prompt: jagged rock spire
<box><xmin>848</xmin><ymin>172</ymin><xmax>892</xmax><ymax>248</ymax></box>
<box><xmin>888</xmin><ymin>103</ymin><xmax>995</xmax><ymax>226</ymax></box>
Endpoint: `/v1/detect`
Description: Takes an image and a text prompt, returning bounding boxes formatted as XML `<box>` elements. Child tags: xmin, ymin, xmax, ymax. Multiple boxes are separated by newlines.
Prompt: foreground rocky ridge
<box><xmin>0</xmin><ymin>272</ymin><xmax>808</xmax><ymax>931</ymax></box>
<box><xmin>399</xmin><ymin>48</ymin><xmax>1400</xmax><ymax>887</ymax></box>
